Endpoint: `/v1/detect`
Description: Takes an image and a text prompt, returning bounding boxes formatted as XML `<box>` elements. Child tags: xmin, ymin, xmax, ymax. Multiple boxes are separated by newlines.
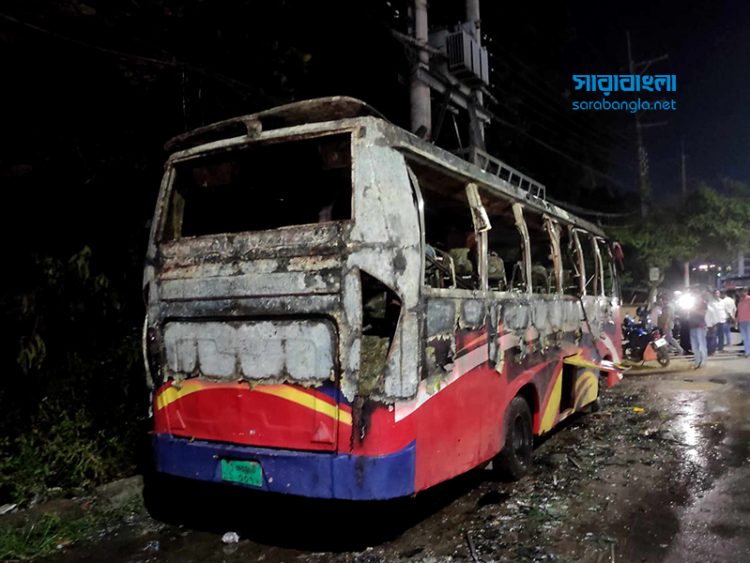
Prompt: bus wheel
<box><xmin>494</xmin><ymin>396</ymin><xmax>533</xmax><ymax>481</ymax></box>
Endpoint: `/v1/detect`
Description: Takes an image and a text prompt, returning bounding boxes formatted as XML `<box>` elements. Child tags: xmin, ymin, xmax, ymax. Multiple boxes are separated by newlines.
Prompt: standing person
<box><xmin>706</xmin><ymin>291</ymin><xmax>723</xmax><ymax>356</ymax></box>
<box><xmin>738</xmin><ymin>288</ymin><xmax>750</xmax><ymax>358</ymax></box>
<box><xmin>648</xmin><ymin>300</ymin><xmax>662</xmax><ymax>328</ymax></box>
<box><xmin>687</xmin><ymin>291</ymin><xmax>708</xmax><ymax>369</ymax></box>
<box><xmin>720</xmin><ymin>290</ymin><xmax>737</xmax><ymax>348</ymax></box>
<box><xmin>657</xmin><ymin>295</ymin><xmax>684</xmax><ymax>355</ymax></box>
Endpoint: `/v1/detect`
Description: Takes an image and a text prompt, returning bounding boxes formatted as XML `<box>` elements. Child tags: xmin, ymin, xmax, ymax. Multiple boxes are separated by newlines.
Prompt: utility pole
<box><xmin>627</xmin><ymin>32</ymin><xmax>648</xmax><ymax>219</ymax></box>
<box><xmin>465</xmin><ymin>0</ymin><xmax>485</xmax><ymax>157</ymax></box>
<box><xmin>410</xmin><ymin>0</ymin><xmax>432</xmax><ymax>139</ymax></box>
<box><xmin>626</xmin><ymin>31</ymin><xmax>668</xmax><ymax>219</ymax></box>
<box><xmin>681</xmin><ymin>139</ymin><xmax>690</xmax><ymax>287</ymax></box>
<box><xmin>680</xmin><ymin>138</ymin><xmax>687</xmax><ymax>198</ymax></box>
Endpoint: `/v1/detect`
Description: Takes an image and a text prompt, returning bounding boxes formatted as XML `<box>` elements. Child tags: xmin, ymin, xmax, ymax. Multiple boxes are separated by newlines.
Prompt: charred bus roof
<box><xmin>164</xmin><ymin>96</ymin><xmax>607</xmax><ymax>239</ymax></box>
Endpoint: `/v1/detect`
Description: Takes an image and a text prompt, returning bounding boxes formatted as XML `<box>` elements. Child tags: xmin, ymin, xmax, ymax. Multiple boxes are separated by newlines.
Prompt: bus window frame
<box><xmin>543</xmin><ymin>216</ymin><xmax>563</xmax><ymax>295</ymax></box>
<box><xmin>466</xmin><ymin>182</ymin><xmax>491</xmax><ymax>292</ymax></box>
<box><xmin>591</xmin><ymin>234</ymin><xmax>605</xmax><ymax>297</ymax></box>
<box><xmin>573</xmin><ymin>229</ymin><xmax>603</xmax><ymax>297</ymax></box>
<box><xmin>569</xmin><ymin>227</ymin><xmax>586</xmax><ymax>296</ymax></box>
<box><xmin>407</xmin><ymin>167</ymin><xmax>428</xmax><ymax>290</ymax></box>
<box><xmin>156</xmin><ymin>128</ymin><xmax>357</xmax><ymax>245</ymax></box>
<box><xmin>597</xmin><ymin>237</ymin><xmax>620</xmax><ymax>300</ymax></box>
<box><xmin>512</xmin><ymin>203</ymin><xmax>532</xmax><ymax>295</ymax></box>
<box><xmin>408</xmin><ymin>165</ymin><xmax>483</xmax><ymax>294</ymax></box>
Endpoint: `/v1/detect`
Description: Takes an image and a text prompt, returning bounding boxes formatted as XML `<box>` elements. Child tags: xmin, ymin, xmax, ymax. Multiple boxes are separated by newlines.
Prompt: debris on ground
<box><xmin>222</xmin><ymin>531</ymin><xmax>240</xmax><ymax>544</ymax></box>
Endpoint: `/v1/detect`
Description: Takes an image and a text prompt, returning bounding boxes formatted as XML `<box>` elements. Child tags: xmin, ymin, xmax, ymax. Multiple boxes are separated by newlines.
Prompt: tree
<box><xmin>612</xmin><ymin>181</ymin><xmax>750</xmax><ymax>287</ymax></box>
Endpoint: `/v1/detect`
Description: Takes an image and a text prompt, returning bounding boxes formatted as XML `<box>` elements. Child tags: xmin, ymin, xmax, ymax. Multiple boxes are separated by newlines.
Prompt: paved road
<box><xmin>42</xmin><ymin>347</ymin><xmax>750</xmax><ymax>563</ymax></box>
<box><xmin>646</xmin><ymin>351</ymin><xmax>750</xmax><ymax>563</ymax></box>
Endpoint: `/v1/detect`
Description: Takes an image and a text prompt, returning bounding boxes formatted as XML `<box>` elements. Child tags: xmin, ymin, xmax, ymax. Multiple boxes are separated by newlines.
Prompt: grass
<box><xmin>0</xmin><ymin>496</ymin><xmax>145</xmax><ymax>561</ymax></box>
<box><xmin>0</xmin><ymin>512</ymin><xmax>91</xmax><ymax>560</ymax></box>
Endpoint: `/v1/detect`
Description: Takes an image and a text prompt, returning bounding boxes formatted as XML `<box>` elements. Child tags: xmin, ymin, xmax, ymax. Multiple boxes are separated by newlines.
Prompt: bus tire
<box><xmin>494</xmin><ymin>396</ymin><xmax>533</xmax><ymax>481</ymax></box>
<box><xmin>143</xmin><ymin>470</ymin><xmax>183</xmax><ymax>523</ymax></box>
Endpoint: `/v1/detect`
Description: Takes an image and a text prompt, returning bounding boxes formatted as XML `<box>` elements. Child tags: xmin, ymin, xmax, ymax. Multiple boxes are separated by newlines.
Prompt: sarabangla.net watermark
<box><xmin>572</xmin><ymin>98</ymin><xmax>676</xmax><ymax>113</ymax></box>
<box><xmin>570</xmin><ymin>74</ymin><xmax>677</xmax><ymax>112</ymax></box>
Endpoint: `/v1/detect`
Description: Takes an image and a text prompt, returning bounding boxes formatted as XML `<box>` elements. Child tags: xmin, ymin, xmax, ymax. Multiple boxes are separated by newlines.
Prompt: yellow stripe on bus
<box><xmin>539</xmin><ymin>370</ymin><xmax>563</xmax><ymax>434</ymax></box>
<box><xmin>155</xmin><ymin>379</ymin><xmax>206</xmax><ymax>410</ymax></box>
<box><xmin>155</xmin><ymin>381</ymin><xmax>352</xmax><ymax>426</ymax></box>
<box><xmin>255</xmin><ymin>385</ymin><xmax>352</xmax><ymax>426</ymax></box>
<box><xmin>575</xmin><ymin>370</ymin><xmax>598</xmax><ymax>409</ymax></box>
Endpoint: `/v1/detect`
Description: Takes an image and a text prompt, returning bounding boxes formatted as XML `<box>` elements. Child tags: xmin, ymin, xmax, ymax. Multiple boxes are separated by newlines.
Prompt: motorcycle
<box><xmin>622</xmin><ymin>313</ymin><xmax>671</xmax><ymax>367</ymax></box>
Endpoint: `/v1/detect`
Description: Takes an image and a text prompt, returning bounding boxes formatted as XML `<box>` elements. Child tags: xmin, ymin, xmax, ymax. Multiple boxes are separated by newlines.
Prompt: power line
<box><xmin>489</xmin><ymin>75</ymin><xmax>632</xmax><ymax>154</ymax></box>
<box><xmin>488</xmin><ymin>46</ymin><xmax>634</xmax><ymax>146</ymax></box>
<box><xmin>484</xmin><ymin>106</ymin><xmax>631</xmax><ymax>191</ymax></box>
<box><xmin>546</xmin><ymin>196</ymin><xmax>636</xmax><ymax>218</ymax></box>
<box><xmin>487</xmin><ymin>86</ymin><xmax>636</xmax><ymax>175</ymax></box>
<box><xmin>4</xmin><ymin>10</ymin><xmax>631</xmax><ymax>195</ymax></box>
<box><xmin>0</xmin><ymin>12</ymin><xmax>256</xmax><ymax>97</ymax></box>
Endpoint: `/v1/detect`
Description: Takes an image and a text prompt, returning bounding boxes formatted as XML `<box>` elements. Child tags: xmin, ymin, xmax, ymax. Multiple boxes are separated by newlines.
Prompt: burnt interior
<box><xmin>359</xmin><ymin>271</ymin><xmax>402</xmax><ymax>394</ymax></box>
<box><xmin>524</xmin><ymin>211</ymin><xmax>556</xmax><ymax>294</ymax></box>
<box><xmin>163</xmin><ymin>133</ymin><xmax>352</xmax><ymax>240</ymax></box>
<box><xmin>482</xmin><ymin>193</ymin><xmax>525</xmax><ymax>292</ymax></box>
<box><xmin>408</xmin><ymin>158</ymin><xmax>571</xmax><ymax>294</ymax></box>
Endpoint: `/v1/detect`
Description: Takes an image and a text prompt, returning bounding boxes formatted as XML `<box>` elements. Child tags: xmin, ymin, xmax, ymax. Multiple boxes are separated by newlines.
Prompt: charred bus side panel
<box><xmin>143</xmin><ymin>98</ymin><xmax>622</xmax><ymax>500</ymax></box>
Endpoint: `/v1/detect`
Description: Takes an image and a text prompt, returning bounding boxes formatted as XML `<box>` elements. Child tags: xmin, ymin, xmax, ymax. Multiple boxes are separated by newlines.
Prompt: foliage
<box><xmin>612</xmin><ymin>181</ymin><xmax>750</xmax><ymax>286</ymax></box>
<box><xmin>0</xmin><ymin>402</ymin><xmax>131</xmax><ymax>504</ymax></box>
<box><xmin>0</xmin><ymin>512</ymin><xmax>77</xmax><ymax>560</ymax></box>
<box><xmin>684</xmin><ymin>183</ymin><xmax>750</xmax><ymax>260</ymax></box>
<box><xmin>0</xmin><ymin>495</ymin><xmax>145</xmax><ymax>560</ymax></box>
<box><xmin>0</xmin><ymin>246</ymin><xmax>147</xmax><ymax>505</ymax></box>
<box><xmin>0</xmin><ymin>511</ymin><xmax>97</xmax><ymax>560</ymax></box>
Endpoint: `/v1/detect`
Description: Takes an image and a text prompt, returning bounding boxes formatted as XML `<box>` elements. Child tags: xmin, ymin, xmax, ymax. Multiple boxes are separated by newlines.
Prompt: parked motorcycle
<box><xmin>622</xmin><ymin>314</ymin><xmax>670</xmax><ymax>367</ymax></box>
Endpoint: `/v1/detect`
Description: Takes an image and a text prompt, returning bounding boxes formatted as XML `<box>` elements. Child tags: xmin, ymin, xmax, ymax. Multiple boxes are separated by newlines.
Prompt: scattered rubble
<box><xmin>222</xmin><ymin>531</ymin><xmax>240</xmax><ymax>544</ymax></box>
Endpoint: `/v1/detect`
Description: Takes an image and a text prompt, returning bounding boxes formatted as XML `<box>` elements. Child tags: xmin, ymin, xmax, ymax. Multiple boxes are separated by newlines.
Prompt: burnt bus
<box><xmin>143</xmin><ymin>97</ymin><xmax>623</xmax><ymax>500</ymax></box>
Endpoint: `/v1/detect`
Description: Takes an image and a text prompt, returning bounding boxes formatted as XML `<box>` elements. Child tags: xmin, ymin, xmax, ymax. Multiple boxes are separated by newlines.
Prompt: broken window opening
<box><xmin>525</xmin><ymin>211</ymin><xmax>556</xmax><ymax>295</ymax></box>
<box><xmin>163</xmin><ymin>133</ymin><xmax>352</xmax><ymax>240</ymax></box>
<box><xmin>360</xmin><ymin>271</ymin><xmax>402</xmax><ymax>395</ymax></box>
<box><xmin>409</xmin><ymin>162</ymin><xmax>480</xmax><ymax>290</ymax></box>
<box><xmin>481</xmin><ymin>193</ymin><xmax>523</xmax><ymax>292</ymax></box>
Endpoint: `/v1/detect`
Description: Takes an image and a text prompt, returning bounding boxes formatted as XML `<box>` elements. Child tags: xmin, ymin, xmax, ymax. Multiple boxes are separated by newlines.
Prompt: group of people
<box><xmin>657</xmin><ymin>287</ymin><xmax>750</xmax><ymax>369</ymax></box>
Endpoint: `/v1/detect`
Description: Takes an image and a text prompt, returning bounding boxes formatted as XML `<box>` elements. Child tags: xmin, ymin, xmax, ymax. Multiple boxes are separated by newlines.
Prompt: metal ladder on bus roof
<box><xmin>460</xmin><ymin>146</ymin><xmax>547</xmax><ymax>202</ymax></box>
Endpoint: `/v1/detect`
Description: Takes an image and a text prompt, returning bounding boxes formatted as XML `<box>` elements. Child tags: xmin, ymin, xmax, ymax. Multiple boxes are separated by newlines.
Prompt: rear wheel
<box><xmin>493</xmin><ymin>396</ymin><xmax>533</xmax><ymax>481</ymax></box>
<box><xmin>143</xmin><ymin>470</ymin><xmax>186</xmax><ymax>523</ymax></box>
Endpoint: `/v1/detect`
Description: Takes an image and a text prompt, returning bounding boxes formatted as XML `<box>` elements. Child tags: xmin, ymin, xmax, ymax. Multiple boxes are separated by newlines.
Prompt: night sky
<box><xmin>1</xmin><ymin>0</ymin><xmax>748</xmax><ymax>248</ymax></box>
<box><xmin>564</xmin><ymin>0</ymin><xmax>750</xmax><ymax>195</ymax></box>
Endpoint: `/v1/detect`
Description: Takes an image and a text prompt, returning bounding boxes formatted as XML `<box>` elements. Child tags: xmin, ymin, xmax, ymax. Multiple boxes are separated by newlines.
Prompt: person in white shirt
<box><xmin>705</xmin><ymin>292</ymin><xmax>724</xmax><ymax>356</ymax></box>
<box><xmin>718</xmin><ymin>290</ymin><xmax>736</xmax><ymax>350</ymax></box>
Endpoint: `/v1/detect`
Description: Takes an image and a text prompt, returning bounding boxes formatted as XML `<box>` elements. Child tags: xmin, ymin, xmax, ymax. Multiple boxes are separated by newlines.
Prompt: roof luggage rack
<box><xmin>458</xmin><ymin>146</ymin><xmax>547</xmax><ymax>202</ymax></box>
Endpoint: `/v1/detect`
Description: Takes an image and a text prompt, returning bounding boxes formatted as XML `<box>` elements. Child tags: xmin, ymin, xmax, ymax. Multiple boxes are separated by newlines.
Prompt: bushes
<box><xmin>0</xmin><ymin>247</ymin><xmax>148</xmax><ymax>506</ymax></box>
<box><xmin>0</xmin><ymin>403</ymin><xmax>136</xmax><ymax>504</ymax></box>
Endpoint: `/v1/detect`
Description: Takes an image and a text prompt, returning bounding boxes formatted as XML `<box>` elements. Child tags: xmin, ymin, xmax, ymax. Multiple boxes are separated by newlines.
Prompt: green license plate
<box><xmin>220</xmin><ymin>459</ymin><xmax>263</xmax><ymax>487</ymax></box>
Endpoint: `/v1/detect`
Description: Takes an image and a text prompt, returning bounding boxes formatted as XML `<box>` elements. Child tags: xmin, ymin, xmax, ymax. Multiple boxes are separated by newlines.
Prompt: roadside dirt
<box><xmin>25</xmin><ymin>349</ymin><xmax>750</xmax><ymax>563</ymax></box>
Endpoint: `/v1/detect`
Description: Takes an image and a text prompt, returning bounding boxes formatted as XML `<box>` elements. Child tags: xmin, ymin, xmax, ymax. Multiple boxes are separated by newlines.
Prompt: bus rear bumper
<box><xmin>153</xmin><ymin>434</ymin><xmax>416</xmax><ymax>500</ymax></box>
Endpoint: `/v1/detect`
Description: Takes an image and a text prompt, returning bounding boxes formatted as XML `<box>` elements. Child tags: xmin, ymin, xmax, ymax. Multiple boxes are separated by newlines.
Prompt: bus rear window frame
<box><xmin>157</xmin><ymin>130</ymin><xmax>355</xmax><ymax>243</ymax></box>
